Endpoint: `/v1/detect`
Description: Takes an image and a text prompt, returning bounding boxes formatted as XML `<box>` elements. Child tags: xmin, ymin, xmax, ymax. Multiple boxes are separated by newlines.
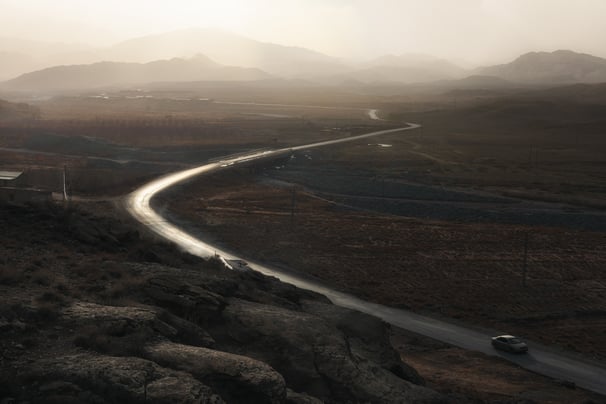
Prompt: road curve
<box><xmin>125</xmin><ymin>115</ymin><xmax>606</xmax><ymax>396</ymax></box>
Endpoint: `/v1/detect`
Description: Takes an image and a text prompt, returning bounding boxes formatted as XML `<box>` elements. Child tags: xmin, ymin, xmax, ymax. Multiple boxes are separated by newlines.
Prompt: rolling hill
<box><xmin>0</xmin><ymin>29</ymin><xmax>348</xmax><ymax>81</ymax></box>
<box><xmin>4</xmin><ymin>28</ymin><xmax>606</xmax><ymax>90</ymax></box>
<box><xmin>102</xmin><ymin>28</ymin><xmax>348</xmax><ymax>78</ymax></box>
<box><xmin>1</xmin><ymin>55</ymin><xmax>272</xmax><ymax>91</ymax></box>
<box><xmin>398</xmin><ymin>81</ymin><xmax>606</xmax><ymax>135</ymax></box>
<box><xmin>477</xmin><ymin>50</ymin><xmax>606</xmax><ymax>85</ymax></box>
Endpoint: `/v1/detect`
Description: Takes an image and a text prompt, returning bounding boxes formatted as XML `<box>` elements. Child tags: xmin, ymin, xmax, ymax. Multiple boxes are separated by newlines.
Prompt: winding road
<box><xmin>125</xmin><ymin>109</ymin><xmax>606</xmax><ymax>396</ymax></box>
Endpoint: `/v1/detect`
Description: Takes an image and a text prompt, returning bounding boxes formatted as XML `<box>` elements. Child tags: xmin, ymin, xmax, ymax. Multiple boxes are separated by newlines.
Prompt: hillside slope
<box><xmin>478</xmin><ymin>50</ymin><xmax>606</xmax><ymax>84</ymax></box>
<box><xmin>2</xmin><ymin>55</ymin><xmax>272</xmax><ymax>91</ymax></box>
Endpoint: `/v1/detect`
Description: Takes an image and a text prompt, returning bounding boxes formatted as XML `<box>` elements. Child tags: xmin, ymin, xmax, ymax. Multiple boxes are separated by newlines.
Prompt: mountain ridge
<box><xmin>1</xmin><ymin>55</ymin><xmax>272</xmax><ymax>91</ymax></box>
<box><xmin>3</xmin><ymin>29</ymin><xmax>606</xmax><ymax>89</ymax></box>
<box><xmin>102</xmin><ymin>28</ymin><xmax>348</xmax><ymax>78</ymax></box>
<box><xmin>477</xmin><ymin>50</ymin><xmax>606</xmax><ymax>84</ymax></box>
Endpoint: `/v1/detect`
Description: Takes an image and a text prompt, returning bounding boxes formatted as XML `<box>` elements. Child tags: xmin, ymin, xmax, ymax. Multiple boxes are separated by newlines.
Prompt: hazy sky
<box><xmin>1</xmin><ymin>0</ymin><xmax>606</xmax><ymax>65</ymax></box>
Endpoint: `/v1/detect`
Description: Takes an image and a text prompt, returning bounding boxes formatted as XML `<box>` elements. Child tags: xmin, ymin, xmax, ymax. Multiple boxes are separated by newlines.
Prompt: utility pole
<box><xmin>290</xmin><ymin>186</ymin><xmax>297</xmax><ymax>227</ymax></box>
<box><xmin>62</xmin><ymin>165</ymin><xmax>69</xmax><ymax>205</ymax></box>
<box><xmin>381</xmin><ymin>176</ymin><xmax>386</xmax><ymax>198</ymax></box>
<box><xmin>528</xmin><ymin>147</ymin><xmax>539</xmax><ymax>170</ymax></box>
<box><xmin>522</xmin><ymin>232</ymin><xmax>529</xmax><ymax>288</ymax></box>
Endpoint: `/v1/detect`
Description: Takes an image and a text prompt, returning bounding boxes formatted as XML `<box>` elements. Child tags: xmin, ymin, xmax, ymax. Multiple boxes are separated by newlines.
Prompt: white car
<box><xmin>491</xmin><ymin>335</ymin><xmax>528</xmax><ymax>353</ymax></box>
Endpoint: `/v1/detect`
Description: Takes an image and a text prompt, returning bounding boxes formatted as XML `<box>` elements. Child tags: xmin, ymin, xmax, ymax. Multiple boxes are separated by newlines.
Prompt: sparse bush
<box><xmin>37</xmin><ymin>291</ymin><xmax>65</xmax><ymax>304</ymax></box>
<box><xmin>32</xmin><ymin>273</ymin><xmax>51</xmax><ymax>286</ymax></box>
<box><xmin>33</xmin><ymin>301</ymin><xmax>61</xmax><ymax>321</ymax></box>
<box><xmin>21</xmin><ymin>338</ymin><xmax>38</xmax><ymax>349</ymax></box>
<box><xmin>0</xmin><ymin>266</ymin><xmax>22</xmax><ymax>285</ymax></box>
<box><xmin>99</xmin><ymin>279</ymin><xmax>143</xmax><ymax>304</ymax></box>
<box><xmin>73</xmin><ymin>323</ymin><xmax>151</xmax><ymax>357</ymax></box>
<box><xmin>54</xmin><ymin>282</ymin><xmax>69</xmax><ymax>294</ymax></box>
<box><xmin>108</xmin><ymin>269</ymin><xmax>122</xmax><ymax>279</ymax></box>
<box><xmin>32</xmin><ymin>291</ymin><xmax>66</xmax><ymax>322</ymax></box>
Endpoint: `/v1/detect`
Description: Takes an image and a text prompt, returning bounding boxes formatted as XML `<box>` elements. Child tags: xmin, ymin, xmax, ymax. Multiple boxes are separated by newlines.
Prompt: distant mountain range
<box><xmin>476</xmin><ymin>50</ymin><xmax>606</xmax><ymax>85</ymax></box>
<box><xmin>0</xmin><ymin>29</ymin><xmax>347</xmax><ymax>81</ymax></box>
<box><xmin>104</xmin><ymin>28</ymin><xmax>348</xmax><ymax>78</ymax></box>
<box><xmin>1</xmin><ymin>55</ymin><xmax>271</xmax><ymax>91</ymax></box>
<box><xmin>2</xmin><ymin>27</ymin><xmax>606</xmax><ymax>91</ymax></box>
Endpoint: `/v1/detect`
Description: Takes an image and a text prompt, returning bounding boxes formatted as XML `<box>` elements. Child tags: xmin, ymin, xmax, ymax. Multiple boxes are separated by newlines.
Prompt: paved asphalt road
<box><xmin>125</xmin><ymin>113</ymin><xmax>606</xmax><ymax>396</ymax></box>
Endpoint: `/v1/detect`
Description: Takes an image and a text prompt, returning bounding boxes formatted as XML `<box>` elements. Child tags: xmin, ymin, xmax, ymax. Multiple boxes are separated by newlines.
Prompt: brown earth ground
<box><xmin>4</xmin><ymin>201</ymin><xmax>448</xmax><ymax>403</ymax></box>
<box><xmin>3</xmin><ymin>93</ymin><xmax>606</xmax><ymax>401</ymax></box>
<box><xmin>0</xmin><ymin>198</ymin><xmax>602</xmax><ymax>403</ymax></box>
<box><xmin>166</xmin><ymin>171</ymin><xmax>606</xmax><ymax>364</ymax></box>
<box><xmin>390</xmin><ymin>327</ymin><xmax>602</xmax><ymax>403</ymax></box>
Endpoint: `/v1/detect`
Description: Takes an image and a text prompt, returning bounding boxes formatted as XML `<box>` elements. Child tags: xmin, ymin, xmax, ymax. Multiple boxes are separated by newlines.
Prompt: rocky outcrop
<box><xmin>63</xmin><ymin>301</ymin><xmax>215</xmax><ymax>350</ymax></box>
<box><xmin>301</xmin><ymin>299</ymin><xmax>426</xmax><ymax>385</ymax></box>
<box><xmin>3</xmin><ymin>261</ymin><xmax>443</xmax><ymax>403</ymax></box>
<box><xmin>18</xmin><ymin>353</ymin><xmax>223</xmax><ymax>403</ymax></box>
<box><xmin>215</xmin><ymin>298</ymin><xmax>443</xmax><ymax>403</ymax></box>
<box><xmin>1</xmin><ymin>199</ymin><xmax>445</xmax><ymax>403</ymax></box>
<box><xmin>286</xmin><ymin>388</ymin><xmax>324</xmax><ymax>404</ymax></box>
<box><xmin>143</xmin><ymin>274</ymin><xmax>226</xmax><ymax>324</ymax></box>
<box><xmin>142</xmin><ymin>265</ymin><xmax>327</xmax><ymax>315</ymax></box>
<box><xmin>145</xmin><ymin>341</ymin><xmax>286</xmax><ymax>403</ymax></box>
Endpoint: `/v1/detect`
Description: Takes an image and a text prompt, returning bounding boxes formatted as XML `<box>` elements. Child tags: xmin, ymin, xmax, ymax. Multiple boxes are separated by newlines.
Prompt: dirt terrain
<box><xmin>0</xmin><ymin>104</ymin><xmax>376</xmax><ymax>197</ymax></box>
<box><xmin>167</xmin><ymin>170</ymin><xmax>606</xmax><ymax>364</ymax></box>
<box><xmin>0</xmin><ymin>201</ymin><xmax>450</xmax><ymax>403</ymax></box>
<box><xmin>3</xmin><ymin>91</ymin><xmax>606</xmax><ymax>402</ymax></box>
<box><xmin>0</xmin><ymin>201</ymin><xmax>602</xmax><ymax>403</ymax></box>
<box><xmin>391</xmin><ymin>327</ymin><xmax>602</xmax><ymax>403</ymax></box>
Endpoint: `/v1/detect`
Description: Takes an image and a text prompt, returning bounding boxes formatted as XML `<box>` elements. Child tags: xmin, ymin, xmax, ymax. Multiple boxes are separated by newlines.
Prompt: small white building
<box><xmin>0</xmin><ymin>170</ymin><xmax>52</xmax><ymax>203</ymax></box>
<box><xmin>0</xmin><ymin>171</ymin><xmax>23</xmax><ymax>187</ymax></box>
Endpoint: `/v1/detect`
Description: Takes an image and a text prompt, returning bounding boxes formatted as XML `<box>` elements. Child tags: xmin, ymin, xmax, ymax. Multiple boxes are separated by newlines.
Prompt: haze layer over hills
<box><xmin>3</xmin><ymin>28</ymin><xmax>606</xmax><ymax>91</ymax></box>
<box><xmin>477</xmin><ymin>50</ymin><xmax>606</xmax><ymax>85</ymax></box>
<box><xmin>2</xmin><ymin>55</ymin><xmax>271</xmax><ymax>91</ymax></box>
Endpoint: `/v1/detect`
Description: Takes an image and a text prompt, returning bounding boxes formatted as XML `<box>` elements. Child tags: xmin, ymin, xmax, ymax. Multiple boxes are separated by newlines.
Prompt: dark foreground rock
<box><xmin>0</xmin><ymin>203</ymin><xmax>445</xmax><ymax>403</ymax></box>
<box><xmin>215</xmin><ymin>298</ymin><xmax>441</xmax><ymax>403</ymax></box>
<box><xmin>145</xmin><ymin>341</ymin><xmax>286</xmax><ymax>403</ymax></box>
<box><xmin>3</xmin><ymin>262</ymin><xmax>445</xmax><ymax>403</ymax></box>
<box><xmin>15</xmin><ymin>353</ymin><xmax>223</xmax><ymax>404</ymax></box>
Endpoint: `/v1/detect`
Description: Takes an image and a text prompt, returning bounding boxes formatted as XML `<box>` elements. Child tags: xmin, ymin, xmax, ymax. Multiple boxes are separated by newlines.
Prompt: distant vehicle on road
<box><xmin>492</xmin><ymin>335</ymin><xmax>528</xmax><ymax>353</ymax></box>
<box><xmin>222</xmin><ymin>259</ymin><xmax>250</xmax><ymax>271</ymax></box>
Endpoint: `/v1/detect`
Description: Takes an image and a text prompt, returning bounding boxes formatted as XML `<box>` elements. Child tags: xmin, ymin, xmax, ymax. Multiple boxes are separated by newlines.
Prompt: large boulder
<box><xmin>145</xmin><ymin>341</ymin><xmax>286</xmax><ymax>404</ymax></box>
<box><xmin>301</xmin><ymin>299</ymin><xmax>426</xmax><ymax>385</ymax></box>
<box><xmin>142</xmin><ymin>265</ymin><xmax>328</xmax><ymax>316</ymax></box>
<box><xmin>63</xmin><ymin>301</ymin><xmax>215</xmax><ymax>351</ymax></box>
<box><xmin>214</xmin><ymin>298</ymin><xmax>443</xmax><ymax>403</ymax></box>
<box><xmin>11</xmin><ymin>353</ymin><xmax>223</xmax><ymax>403</ymax></box>
<box><xmin>286</xmin><ymin>388</ymin><xmax>324</xmax><ymax>404</ymax></box>
<box><xmin>144</xmin><ymin>275</ymin><xmax>226</xmax><ymax>324</ymax></box>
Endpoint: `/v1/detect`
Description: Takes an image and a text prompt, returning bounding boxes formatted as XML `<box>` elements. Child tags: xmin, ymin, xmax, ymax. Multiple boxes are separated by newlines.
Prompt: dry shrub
<box><xmin>32</xmin><ymin>273</ymin><xmax>51</xmax><ymax>286</ymax></box>
<box><xmin>73</xmin><ymin>323</ymin><xmax>151</xmax><ymax>357</ymax></box>
<box><xmin>33</xmin><ymin>291</ymin><xmax>66</xmax><ymax>321</ymax></box>
<box><xmin>36</xmin><ymin>291</ymin><xmax>65</xmax><ymax>304</ymax></box>
<box><xmin>32</xmin><ymin>302</ymin><xmax>61</xmax><ymax>321</ymax></box>
<box><xmin>0</xmin><ymin>266</ymin><xmax>23</xmax><ymax>285</ymax></box>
